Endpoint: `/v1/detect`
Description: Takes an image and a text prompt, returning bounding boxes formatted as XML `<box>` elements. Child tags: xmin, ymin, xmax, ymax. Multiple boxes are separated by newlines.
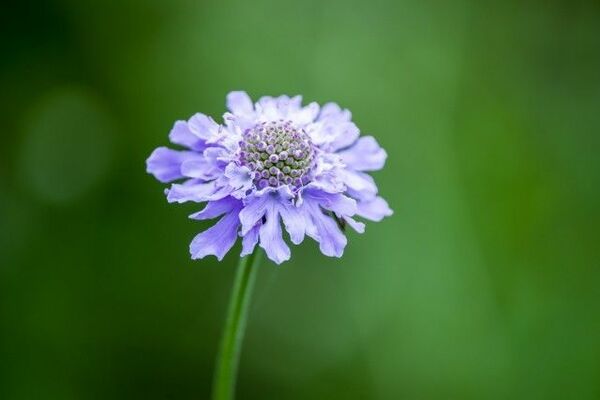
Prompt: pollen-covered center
<box><xmin>239</xmin><ymin>120</ymin><xmax>315</xmax><ymax>189</ymax></box>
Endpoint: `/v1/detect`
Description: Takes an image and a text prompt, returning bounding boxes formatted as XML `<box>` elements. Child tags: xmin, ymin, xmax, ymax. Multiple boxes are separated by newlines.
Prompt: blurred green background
<box><xmin>1</xmin><ymin>0</ymin><xmax>599</xmax><ymax>399</ymax></box>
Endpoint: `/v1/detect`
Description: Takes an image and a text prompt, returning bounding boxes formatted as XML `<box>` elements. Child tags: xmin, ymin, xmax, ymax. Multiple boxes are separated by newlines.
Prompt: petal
<box><xmin>306</xmin><ymin>207</ymin><xmax>347</xmax><ymax>258</ymax></box>
<box><xmin>330</xmin><ymin>122</ymin><xmax>360</xmax><ymax>151</ymax></box>
<box><xmin>239</xmin><ymin>186</ymin><xmax>299</xmax><ymax>263</ymax></box>
<box><xmin>240</xmin><ymin>224</ymin><xmax>260</xmax><ymax>257</ymax></box>
<box><xmin>166</xmin><ymin>179</ymin><xmax>230</xmax><ymax>203</ymax></box>
<box><xmin>259</xmin><ymin>203</ymin><xmax>291</xmax><ymax>264</ymax></box>
<box><xmin>169</xmin><ymin>121</ymin><xmax>206</xmax><ymax>151</ymax></box>
<box><xmin>271</xmin><ymin>95</ymin><xmax>297</xmax><ymax>115</ymax></box>
<box><xmin>179</xmin><ymin>146</ymin><xmax>228</xmax><ymax>180</ymax></box>
<box><xmin>238</xmin><ymin>186</ymin><xmax>293</xmax><ymax>235</ymax></box>
<box><xmin>301</xmin><ymin>187</ymin><xmax>357</xmax><ymax>216</ymax></box>
<box><xmin>338</xmin><ymin>136</ymin><xmax>387</xmax><ymax>171</ymax></box>
<box><xmin>343</xmin><ymin>216</ymin><xmax>365</xmax><ymax>233</ymax></box>
<box><xmin>318</xmin><ymin>102</ymin><xmax>351</xmax><ymax>122</ymax></box>
<box><xmin>308</xmin><ymin>154</ymin><xmax>347</xmax><ymax>193</ymax></box>
<box><xmin>286</xmin><ymin>95</ymin><xmax>302</xmax><ymax>110</ymax></box>
<box><xmin>180</xmin><ymin>158</ymin><xmax>222</xmax><ymax>180</ymax></box>
<box><xmin>223</xmin><ymin>111</ymin><xmax>255</xmax><ymax>132</ymax></box>
<box><xmin>340</xmin><ymin>169</ymin><xmax>378</xmax><ymax>201</ymax></box>
<box><xmin>299</xmin><ymin>189</ymin><xmax>350</xmax><ymax>258</ymax></box>
<box><xmin>254</xmin><ymin>95</ymin><xmax>317</xmax><ymax>124</ymax></box>
<box><xmin>239</xmin><ymin>193</ymin><xmax>272</xmax><ymax>235</ymax></box>
<box><xmin>356</xmin><ymin>196</ymin><xmax>393</xmax><ymax>221</ymax></box>
<box><xmin>284</xmin><ymin>96</ymin><xmax>319</xmax><ymax>126</ymax></box>
<box><xmin>255</xmin><ymin>96</ymin><xmax>280</xmax><ymax>120</ymax></box>
<box><xmin>224</xmin><ymin>163</ymin><xmax>253</xmax><ymax>193</ymax></box>
<box><xmin>203</xmin><ymin>147</ymin><xmax>230</xmax><ymax>167</ymax></box>
<box><xmin>188</xmin><ymin>113</ymin><xmax>221</xmax><ymax>141</ymax></box>
<box><xmin>227</xmin><ymin>91</ymin><xmax>254</xmax><ymax>116</ymax></box>
<box><xmin>146</xmin><ymin>147</ymin><xmax>199</xmax><ymax>183</ymax></box>
<box><xmin>300</xmin><ymin>187</ymin><xmax>363</xmax><ymax>234</ymax></box>
<box><xmin>308</xmin><ymin>119</ymin><xmax>360</xmax><ymax>152</ymax></box>
<box><xmin>190</xmin><ymin>211</ymin><xmax>240</xmax><ymax>261</ymax></box>
<box><xmin>288</xmin><ymin>100</ymin><xmax>320</xmax><ymax>126</ymax></box>
<box><xmin>308</xmin><ymin>102</ymin><xmax>360</xmax><ymax>151</ymax></box>
<box><xmin>278</xmin><ymin>203</ymin><xmax>306</xmax><ymax>245</ymax></box>
<box><xmin>189</xmin><ymin>196</ymin><xmax>242</xmax><ymax>220</ymax></box>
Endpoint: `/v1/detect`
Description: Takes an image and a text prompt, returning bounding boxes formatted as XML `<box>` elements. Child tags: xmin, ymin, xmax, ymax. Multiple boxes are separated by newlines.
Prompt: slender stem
<box><xmin>211</xmin><ymin>248</ymin><xmax>262</xmax><ymax>400</ymax></box>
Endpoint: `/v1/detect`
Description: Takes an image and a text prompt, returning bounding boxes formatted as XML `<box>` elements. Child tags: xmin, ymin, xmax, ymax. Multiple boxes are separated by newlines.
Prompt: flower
<box><xmin>146</xmin><ymin>92</ymin><xmax>393</xmax><ymax>264</ymax></box>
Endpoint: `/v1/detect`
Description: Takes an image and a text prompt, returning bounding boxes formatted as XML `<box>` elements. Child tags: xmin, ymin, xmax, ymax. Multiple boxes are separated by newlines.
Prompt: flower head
<box><xmin>146</xmin><ymin>92</ymin><xmax>393</xmax><ymax>264</ymax></box>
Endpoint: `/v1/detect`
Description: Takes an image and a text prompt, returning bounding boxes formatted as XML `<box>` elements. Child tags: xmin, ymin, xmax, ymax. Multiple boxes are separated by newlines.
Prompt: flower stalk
<box><xmin>212</xmin><ymin>248</ymin><xmax>262</xmax><ymax>400</ymax></box>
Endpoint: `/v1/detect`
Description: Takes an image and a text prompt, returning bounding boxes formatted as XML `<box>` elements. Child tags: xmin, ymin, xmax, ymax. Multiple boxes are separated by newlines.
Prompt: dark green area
<box><xmin>1</xmin><ymin>0</ymin><xmax>599</xmax><ymax>399</ymax></box>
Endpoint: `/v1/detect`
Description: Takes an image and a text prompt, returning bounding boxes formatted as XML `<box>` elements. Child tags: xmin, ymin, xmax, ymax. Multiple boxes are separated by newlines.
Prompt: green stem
<box><xmin>211</xmin><ymin>248</ymin><xmax>262</xmax><ymax>400</ymax></box>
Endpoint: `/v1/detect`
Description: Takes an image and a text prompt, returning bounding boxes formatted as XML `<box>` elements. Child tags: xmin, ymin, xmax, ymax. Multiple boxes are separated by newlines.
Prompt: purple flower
<box><xmin>146</xmin><ymin>92</ymin><xmax>393</xmax><ymax>264</ymax></box>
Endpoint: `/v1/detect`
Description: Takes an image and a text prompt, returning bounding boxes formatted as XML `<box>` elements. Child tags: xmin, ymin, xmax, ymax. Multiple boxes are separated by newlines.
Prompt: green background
<box><xmin>1</xmin><ymin>0</ymin><xmax>599</xmax><ymax>399</ymax></box>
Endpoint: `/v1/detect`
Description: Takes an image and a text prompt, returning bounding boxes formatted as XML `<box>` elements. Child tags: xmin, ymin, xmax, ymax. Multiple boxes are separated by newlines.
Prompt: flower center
<box><xmin>239</xmin><ymin>120</ymin><xmax>315</xmax><ymax>189</ymax></box>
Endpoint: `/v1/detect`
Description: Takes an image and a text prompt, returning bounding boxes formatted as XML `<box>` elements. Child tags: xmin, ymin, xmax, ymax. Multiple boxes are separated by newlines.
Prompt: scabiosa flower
<box><xmin>146</xmin><ymin>92</ymin><xmax>392</xmax><ymax>264</ymax></box>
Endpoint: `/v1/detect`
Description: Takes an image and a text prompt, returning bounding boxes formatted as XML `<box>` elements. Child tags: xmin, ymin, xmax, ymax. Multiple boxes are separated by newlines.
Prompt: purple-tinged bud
<box><xmin>240</xmin><ymin>120</ymin><xmax>315</xmax><ymax>190</ymax></box>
